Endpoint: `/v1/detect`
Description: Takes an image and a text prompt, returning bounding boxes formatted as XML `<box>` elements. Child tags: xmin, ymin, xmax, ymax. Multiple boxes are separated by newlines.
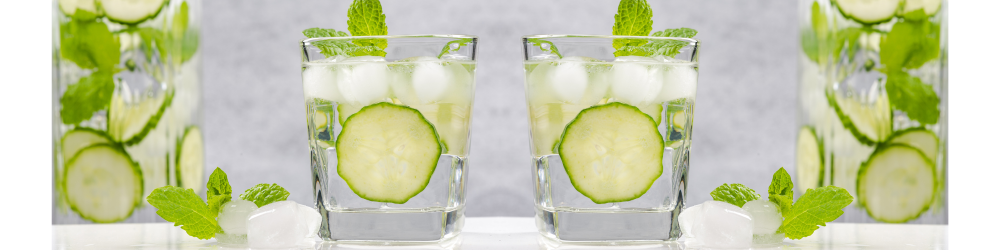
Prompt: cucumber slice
<box><xmin>858</xmin><ymin>144</ymin><xmax>935</xmax><ymax>223</ymax></box>
<box><xmin>58</xmin><ymin>0</ymin><xmax>99</xmax><ymax>17</ymax></box>
<box><xmin>61</xmin><ymin>128</ymin><xmax>114</xmax><ymax>162</ymax></box>
<box><xmin>796</xmin><ymin>127</ymin><xmax>825</xmax><ymax>193</ymax></box>
<box><xmin>834</xmin><ymin>0</ymin><xmax>902</xmax><ymax>25</ymax></box>
<box><xmin>901</xmin><ymin>0</ymin><xmax>942</xmax><ymax>17</ymax></box>
<box><xmin>65</xmin><ymin>144</ymin><xmax>143</xmax><ymax>223</ymax></box>
<box><xmin>337</xmin><ymin>103</ymin><xmax>364</xmax><ymax>126</ymax></box>
<box><xmin>637</xmin><ymin>103</ymin><xmax>663</xmax><ymax>126</ymax></box>
<box><xmin>558</xmin><ymin>102</ymin><xmax>664</xmax><ymax>204</ymax></box>
<box><xmin>886</xmin><ymin>128</ymin><xmax>939</xmax><ymax>163</ymax></box>
<box><xmin>827</xmin><ymin>90</ymin><xmax>891</xmax><ymax>146</ymax></box>
<box><xmin>336</xmin><ymin>102</ymin><xmax>442</xmax><ymax>204</ymax></box>
<box><xmin>176</xmin><ymin>127</ymin><xmax>204</xmax><ymax>194</ymax></box>
<box><xmin>671</xmin><ymin>109</ymin><xmax>687</xmax><ymax>129</ymax></box>
<box><xmin>102</xmin><ymin>0</ymin><xmax>168</xmax><ymax>25</ymax></box>
<box><xmin>109</xmin><ymin>90</ymin><xmax>173</xmax><ymax>146</ymax></box>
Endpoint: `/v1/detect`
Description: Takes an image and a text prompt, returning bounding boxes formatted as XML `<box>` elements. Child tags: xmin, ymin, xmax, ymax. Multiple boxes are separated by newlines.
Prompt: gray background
<box><xmin>203</xmin><ymin>0</ymin><xmax>797</xmax><ymax>217</ymax></box>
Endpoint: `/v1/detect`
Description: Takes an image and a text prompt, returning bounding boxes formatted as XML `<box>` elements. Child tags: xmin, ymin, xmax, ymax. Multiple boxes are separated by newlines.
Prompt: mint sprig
<box><xmin>879</xmin><ymin>11</ymin><xmax>941</xmax><ymax>125</ymax></box>
<box><xmin>612</xmin><ymin>0</ymin><xmax>653</xmax><ymax>36</ymax></box>
<box><xmin>148</xmin><ymin>167</ymin><xmax>292</xmax><ymax>240</ymax></box>
<box><xmin>609</xmin><ymin>0</ymin><xmax>698</xmax><ymax>57</ymax></box>
<box><xmin>708</xmin><ymin>168</ymin><xmax>852</xmax><ymax>239</ymax></box>
<box><xmin>59</xmin><ymin>71</ymin><xmax>115</xmax><ymax>125</ymax></box>
<box><xmin>710</xmin><ymin>183</ymin><xmax>759</xmax><ymax>207</ymax></box>
<box><xmin>240</xmin><ymin>183</ymin><xmax>291</xmax><ymax>207</ymax></box>
<box><xmin>304</xmin><ymin>0</ymin><xmax>388</xmax><ymax>57</ymax></box>
<box><xmin>147</xmin><ymin>186</ymin><xmax>220</xmax><ymax>239</ymax></box>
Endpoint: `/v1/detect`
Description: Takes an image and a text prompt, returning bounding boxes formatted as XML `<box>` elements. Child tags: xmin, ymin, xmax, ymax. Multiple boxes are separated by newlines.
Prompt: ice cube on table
<box><xmin>742</xmin><ymin>199</ymin><xmax>783</xmax><ymax>235</ymax></box>
<box><xmin>247</xmin><ymin>201</ymin><xmax>321</xmax><ymax>249</ymax></box>
<box><xmin>610</xmin><ymin>57</ymin><xmax>663</xmax><ymax>105</ymax></box>
<box><xmin>338</xmin><ymin>62</ymin><xmax>390</xmax><ymax>105</ymax></box>
<box><xmin>658</xmin><ymin>65</ymin><xmax>698</xmax><ymax>102</ymax></box>
<box><xmin>302</xmin><ymin>66</ymin><xmax>343</xmax><ymax>102</ymax></box>
<box><xmin>217</xmin><ymin>199</ymin><xmax>259</xmax><ymax>235</ymax></box>
<box><xmin>679</xmin><ymin>201</ymin><xmax>753</xmax><ymax>249</ymax></box>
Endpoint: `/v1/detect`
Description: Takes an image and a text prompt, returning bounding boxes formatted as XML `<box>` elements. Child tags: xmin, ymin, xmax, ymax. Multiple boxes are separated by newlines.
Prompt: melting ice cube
<box><xmin>742</xmin><ymin>199</ymin><xmax>783</xmax><ymax>235</ymax></box>
<box><xmin>657</xmin><ymin>65</ymin><xmax>698</xmax><ymax>103</ymax></box>
<box><xmin>217</xmin><ymin>199</ymin><xmax>258</xmax><ymax>235</ymax></box>
<box><xmin>338</xmin><ymin>57</ymin><xmax>390</xmax><ymax>104</ymax></box>
<box><xmin>302</xmin><ymin>66</ymin><xmax>343</xmax><ymax>102</ymax></box>
<box><xmin>609</xmin><ymin>57</ymin><xmax>663</xmax><ymax>105</ymax></box>
<box><xmin>679</xmin><ymin>201</ymin><xmax>753</xmax><ymax>249</ymax></box>
<box><xmin>411</xmin><ymin>58</ymin><xmax>472</xmax><ymax>104</ymax></box>
<box><xmin>246</xmin><ymin>201</ymin><xmax>321</xmax><ymax>249</ymax></box>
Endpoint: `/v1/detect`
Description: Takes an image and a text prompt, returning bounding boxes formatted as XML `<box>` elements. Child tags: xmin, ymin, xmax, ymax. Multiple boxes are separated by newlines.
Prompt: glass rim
<box><xmin>522</xmin><ymin>34</ymin><xmax>698</xmax><ymax>44</ymax></box>
<box><xmin>301</xmin><ymin>34</ymin><xmax>478</xmax><ymax>44</ymax></box>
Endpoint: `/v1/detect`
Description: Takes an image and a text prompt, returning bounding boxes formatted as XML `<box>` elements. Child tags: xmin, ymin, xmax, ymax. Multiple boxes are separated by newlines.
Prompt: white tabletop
<box><xmin>52</xmin><ymin>217</ymin><xmax>947</xmax><ymax>249</ymax></box>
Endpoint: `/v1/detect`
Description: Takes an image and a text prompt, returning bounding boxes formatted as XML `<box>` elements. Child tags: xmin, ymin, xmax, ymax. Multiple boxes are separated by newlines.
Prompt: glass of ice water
<box><xmin>522</xmin><ymin>35</ymin><xmax>699</xmax><ymax>243</ymax></box>
<box><xmin>300</xmin><ymin>35</ymin><xmax>477</xmax><ymax>244</ymax></box>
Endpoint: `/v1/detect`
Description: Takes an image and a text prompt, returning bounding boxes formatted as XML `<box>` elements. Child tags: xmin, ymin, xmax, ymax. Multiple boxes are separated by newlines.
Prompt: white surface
<box><xmin>52</xmin><ymin>217</ymin><xmax>947</xmax><ymax>249</ymax></box>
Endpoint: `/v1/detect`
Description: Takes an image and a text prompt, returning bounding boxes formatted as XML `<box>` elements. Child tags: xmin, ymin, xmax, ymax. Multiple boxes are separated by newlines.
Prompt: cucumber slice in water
<box><xmin>65</xmin><ymin>144</ymin><xmax>143</xmax><ymax>223</ymax></box>
<box><xmin>61</xmin><ymin>128</ymin><xmax>114</xmax><ymax>162</ymax></box>
<box><xmin>176</xmin><ymin>127</ymin><xmax>204</xmax><ymax>194</ymax></box>
<box><xmin>336</xmin><ymin>102</ymin><xmax>442</xmax><ymax>204</ymax></box>
<box><xmin>637</xmin><ymin>103</ymin><xmax>663</xmax><ymax>126</ymax></box>
<box><xmin>558</xmin><ymin>102</ymin><xmax>664</xmax><ymax>204</ymax></box>
<box><xmin>886</xmin><ymin>128</ymin><xmax>939</xmax><ymax>163</ymax></box>
<box><xmin>796</xmin><ymin>127</ymin><xmax>825</xmax><ymax>193</ymax></box>
<box><xmin>110</xmin><ymin>91</ymin><xmax>173</xmax><ymax>146</ymax></box>
<box><xmin>59</xmin><ymin>0</ymin><xmax>99</xmax><ymax>17</ymax></box>
<box><xmin>827</xmin><ymin>90</ymin><xmax>891</xmax><ymax>146</ymax></box>
<box><xmin>901</xmin><ymin>0</ymin><xmax>942</xmax><ymax>17</ymax></box>
<box><xmin>834</xmin><ymin>0</ymin><xmax>901</xmax><ymax>25</ymax></box>
<box><xmin>858</xmin><ymin>144</ymin><xmax>935</xmax><ymax>223</ymax></box>
<box><xmin>337</xmin><ymin>103</ymin><xmax>364</xmax><ymax>126</ymax></box>
<box><xmin>102</xmin><ymin>0</ymin><xmax>168</xmax><ymax>25</ymax></box>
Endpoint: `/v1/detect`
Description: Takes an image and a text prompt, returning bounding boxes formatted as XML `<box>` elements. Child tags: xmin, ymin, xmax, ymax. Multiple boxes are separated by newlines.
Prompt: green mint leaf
<box><xmin>59</xmin><ymin>18</ymin><xmax>120</xmax><ymax>71</ymax></box>
<box><xmin>780</xmin><ymin>186</ymin><xmax>853</xmax><ymax>239</ymax></box>
<box><xmin>59</xmin><ymin>70</ymin><xmax>114</xmax><ymax>125</ymax></box>
<box><xmin>240</xmin><ymin>183</ymin><xmax>291</xmax><ymax>207</ymax></box>
<box><xmin>347</xmin><ymin>0</ymin><xmax>388</xmax><ymax>36</ymax></box>
<box><xmin>880</xmin><ymin>17</ymin><xmax>940</xmax><ymax>71</ymax></box>
<box><xmin>304</xmin><ymin>27</ymin><xmax>350</xmax><ymax>38</ymax></box>
<box><xmin>768</xmin><ymin>167</ymin><xmax>795</xmax><ymax>216</ymax></box>
<box><xmin>303</xmin><ymin>28</ymin><xmax>354</xmax><ymax>57</ymax></box>
<box><xmin>636</xmin><ymin>27</ymin><xmax>698</xmax><ymax>57</ymax></box>
<box><xmin>527</xmin><ymin>38</ymin><xmax>562</xmax><ymax>59</ymax></box>
<box><xmin>438</xmin><ymin>38</ymin><xmax>473</xmax><ymax>58</ymax></box>
<box><xmin>146</xmin><ymin>186</ymin><xmax>220</xmax><ymax>240</ymax></box>
<box><xmin>206</xmin><ymin>167</ymin><xmax>232</xmax><ymax>220</ymax></box>
<box><xmin>710</xmin><ymin>183</ymin><xmax>760</xmax><ymax>207</ymax></box>
<box><xmin>612</xmin><ymin>0</ymin><xmax>653</xmax><ymax>36</ymax></box>
<box><xmin>885</xmin><ymin>70</ymin><xmax>940</xmax><ymax>125</ymax></box>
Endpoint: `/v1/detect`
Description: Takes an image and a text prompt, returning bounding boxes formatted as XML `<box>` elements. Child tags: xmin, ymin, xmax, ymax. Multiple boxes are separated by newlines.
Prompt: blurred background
<box><xmin>201</xmin><ymin>0</ymin><xmax>798</xmax><ymax>217</ymax></box>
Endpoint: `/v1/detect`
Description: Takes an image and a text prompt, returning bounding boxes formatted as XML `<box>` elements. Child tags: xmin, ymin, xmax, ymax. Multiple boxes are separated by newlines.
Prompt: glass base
<box><xmin>317</xmin><ymin>207</ymin><xmax>464</xmax><ymax>243</ymax></box>
<box><xmin>535</xmin><ymin>206</ymin><xmax>682</xmax><ymax>243</ymax></box>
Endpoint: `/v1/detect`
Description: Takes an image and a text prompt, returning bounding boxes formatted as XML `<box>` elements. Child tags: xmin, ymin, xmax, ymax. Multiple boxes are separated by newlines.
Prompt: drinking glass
<box><xmin>522</xmin><ymin>35</ymin><xmax>699</xmax><ymax>243</ymax></box>
<box><xmin>797</xmin><ymin>0</ymin><xmax>947</xmax><ymax>224</ymax></box>
<box><xmin>53</xmin><ymin>0</ymin><xmax>203</xmax><ymax>224</ymax></box>
<box><xmin>301</xmin><ymin>35</ymin><xmax>477</xmax><ymax>243</ymax></box>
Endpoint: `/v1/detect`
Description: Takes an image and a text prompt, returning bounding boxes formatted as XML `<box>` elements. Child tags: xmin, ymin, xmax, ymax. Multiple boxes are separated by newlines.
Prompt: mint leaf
<box><xmin>206</xmin><ymin>167</ymin><xmax>232</xmax><ymax>218</ymax></box>
<box><xmin>612</xmin><ymin>0</ymin><xmax>653</xmax><ymax>36</ymax></box>
<box><xmin>885</xmin><ymin>70</ymin><xmax>940</xmax><ymax>125</ymax></box>
<box><xmin>59</xmin><ymin>18</ymin><xmax>120</xmax><ymax>71</ymax></box>
<box><xmin>347</xmin><ymin>0</ymin><xmax>388</xmax><ymax>36</ymax></box>
<box><xmin>880</xmin><ymin>16</ymin><xmax>940</xmax><ymax>71</ymax></box>
<box><xmin>146</xmin><ymin>186</ymin><xmax>220</xmax><ymax>240</ymax></box>
<box><xmin>710</xmin><ymin>183</ymin><xmax>760</xmax><ymax>207</ymax></box>
<box><xmin>527</xmin><ymin>38</ymin><xmax>562</xmax><ymax>59</ymax></box>
<box><xmin>240</xmin><ymin>183</ymin><xmax>291</xmax><ymax>207</ymax></box>
<box><xmin>780</xmin><ymin>186</ymin><xmax>853</xmax><ymax>239</ymax></box>
<box><xmin>768</xmin><ymin>167</ymin><xmax>794</xmax><ymax>216</ymax></box>
<box><xmin>59</xmin><ymin>70</ymin><xmax>114</xmax><ymax>125</ymax></box>
<box><xmin>438</xmin><ymin>38</ymin><xmax>473</xmax><ymax>58</ymax></box>
<box><xmin>303</xmin><ymin>28</ymin><xmax>354</xmax><ymax>57</ymax></box>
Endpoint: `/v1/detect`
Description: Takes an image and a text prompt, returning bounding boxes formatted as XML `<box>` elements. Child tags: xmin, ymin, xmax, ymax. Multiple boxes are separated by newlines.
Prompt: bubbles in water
<box><xmin>679</xmin><ymin>201</ymin><xmax>753</xmax><ymax>249</ymax></box>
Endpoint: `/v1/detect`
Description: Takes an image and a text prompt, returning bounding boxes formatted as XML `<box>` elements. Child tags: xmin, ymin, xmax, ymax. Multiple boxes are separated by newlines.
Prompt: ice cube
<box><xmin>411</xmin><ymin>59</ymin><xmax>472</xmax><ymax>104</ymax></box>
<box><xmin>609</xmin><ymin>60</ymin><xmax>662</xmax><ymax>105</ymax></box>
<box><xmin>742</xmin><ymin>199</ymin><xmax>783</xmax><ymax>235</ymax></box>
<box><xmin>657</xmin><ymin>66</ymin><xmax>698</xmax><ymax>102</ymax></box>
<box><xmin>246</xmin><ymin>201</ymin><xmax>321</xmax><ymax>249</ymax></box>
<box><xmin>217</xmin><ymin>199</ymin><xmax>259</xmax><ymax>235</ymax></box>
<box><xmin>302</xmin><ymin>66</ymin><xmax>343</xmax><ymax>102</ymax></box>
<box><xmin>548</xmin><ymin>60</ymin><xmax>589</xmax><ymax>103</ymax></box>
<box><xmin>338</xmin><ymin>63</ymin><xmax>390</xmax><ymax>104</ymax></box>
<box><xmin>679</xmin><ymin>201</ymin><xmax>753</xmax><ymax>249</ymax></box>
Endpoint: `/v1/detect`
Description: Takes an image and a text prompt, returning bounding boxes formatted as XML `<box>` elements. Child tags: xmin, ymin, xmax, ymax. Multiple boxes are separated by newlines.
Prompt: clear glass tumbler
<box><xmin>301</xmin><ymin>35</ymin><xmax>477</xmax><ymax>243</ymax></box>
<box><xmin>797</xmin><ymin>0</ymin><xmax>947</xmax><ymax>224</ymax></box>
<box><xmin>523</xmin><ymin>35</ymin><xmax>699</xmax><ymax>243</ymax></box>
<box><xmin>53</xmin><ymin>0</ymin><xmax>203</xmax><ymax>224</ymax></box>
